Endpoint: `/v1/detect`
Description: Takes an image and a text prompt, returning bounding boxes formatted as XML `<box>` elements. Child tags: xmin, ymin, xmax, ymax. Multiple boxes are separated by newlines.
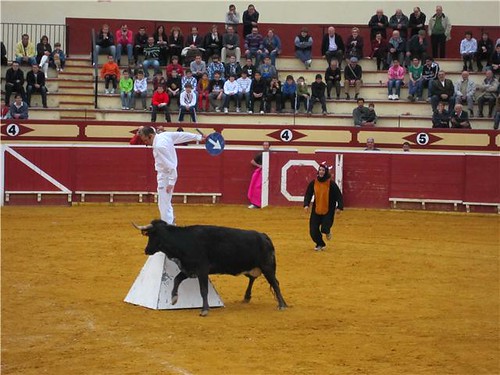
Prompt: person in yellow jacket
<box><xmin>303</xmin><ymin>163</ymin><xmax>343</xmax><ymax>251</ymax></box>
<box><xmin>15</xmin><ymin>34</ymin><xmax>37</xmax><ymax>66</ymax></box>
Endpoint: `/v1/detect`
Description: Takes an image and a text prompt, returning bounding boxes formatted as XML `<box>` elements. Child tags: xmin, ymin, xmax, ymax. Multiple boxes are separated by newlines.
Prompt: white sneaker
<box><xmin>314</xmin><ymin>245</ymin><xmax>324</xmax><ymax>251</ymax></box>
<box><xmin>110</xmin><ymin>89</ymin><xmax>115</xmax><ymax>94</ymax></box>
<box><xmin>248</xmin><ymin>110</ymin><xmax>253</xmax><ymax>114</ymax></box>
<box><xmin>215</xmin><ymin>107</ymin><xmax>221</xmax><ymax>112</ymax></box>
<box><xmin>260</xmin><ymin>110</ymin><xmax>264</xmax><ymax>114</ymax></box>
<box><xmin>121</xmin><ymin>106</ymin><xmax>126</xmax><ymax>110</ymax></box>
<box><xmin>105</xmin><ymin>89</ymin><xmax>110</xmax><ymax>94</ymax></box>
<box><xmin>393</xmin><ymin>94</ymin><xmax>399</xmax><ymax>100</ymax></box>
<box><xmin>388</xmin><ymin>94</ymin><xmax>394</xmax><ymax>100</ymax></box>
<box><xmin>236</xmin><ymin>107</ymin><xmax>241</xmax><ymax>113</ymax></box>
<box><xmin>224</xmin><ymin>108</ymin><xmax>228</xmax><ymax>113</ymax></box>
<box><xmin>248</xmin><ymin>204</ymin><xmax>258</xmax><ymax>209</ymax></box>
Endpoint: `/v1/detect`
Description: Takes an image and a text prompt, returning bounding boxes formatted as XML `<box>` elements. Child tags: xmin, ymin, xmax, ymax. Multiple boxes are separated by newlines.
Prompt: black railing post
<box><xmin>91</xmin><ymin>28</ymin><xmax>98</xmax><ymax>109</ymax></box>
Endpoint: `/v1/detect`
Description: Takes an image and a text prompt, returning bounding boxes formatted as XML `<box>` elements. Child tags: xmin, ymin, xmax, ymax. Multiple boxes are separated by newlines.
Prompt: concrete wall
<box><xmin>1</xmin><ymin>0</ymin><xmax>499</xmax><ymax>27</ymax></box>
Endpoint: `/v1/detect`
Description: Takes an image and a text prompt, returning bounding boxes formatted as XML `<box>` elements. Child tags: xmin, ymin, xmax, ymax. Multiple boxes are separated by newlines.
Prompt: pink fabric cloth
<box><xmin>247</xmin><ymin>168</ymin><xmax>262</xmax><ymax>207</ymax></box>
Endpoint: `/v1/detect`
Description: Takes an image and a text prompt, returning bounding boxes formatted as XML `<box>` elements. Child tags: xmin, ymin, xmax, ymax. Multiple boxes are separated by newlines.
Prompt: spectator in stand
<box><xmin>450</xmin><ymin>103</ymin><xmax>471</xmax><ymax>129</ymax></box>
<box><xmin>460</xmin><ymin>31</ymin><xmax>478</xmax><ymax>72</ymax></box>
<box><xmin>190</xmin><ymin>54</ymin><xmax>207</xmax><ymax>80</ymax></box>
<box><xmin>321</xmin><ymin>26</ymin><xmax>345</xmax><ymax>68</ymax></box>
<box><xmin>387</xmin><ymin>30</ymin><xmax>406</xmax><ymax>66</ymax></box>
<box><xmin>133</xmin><ymin>26</ymin><xmax>148</xmax><ymax>64</ymax></box>
<box><xmin>51</xmin><ymin>42</ymin><xmax>66</xmax><ymax>72</ymax></box>
<box><xmin>152</xmin><ymin>71</ymin><xmax>167</xmax><ymax>91</ymax></box>
<box><xmin>430</xmin><ymin>71</ymin><xmax>455</xmax><ymax>112</ymax></box>
<box><xmin>325</xmin><ymin>59</ymin><xmax>341</xmax><ymax>99</ymax></box>
<box><xmin>454</xmin><ymin>70</ymin><xmax>476</xmax><ymax>116</ymax></box>
<box><xmin>151</xmin><ymin>85</ymin><xmax>171</xmax><ymax>122</ymax></box>
<box><xmin>224</xmin><ymin>55</ymin><xmax>242</xmax><ymax>79</ymax></box>
<box><xmin>406</xmin><ymin>30</ymin><xmax>428</xmax><ymax>65</ymax></box>
<box><xmin>221</xmin><ymin>25</ymin><xmax>241</xmax><ymax>63</ymax></box>
<box><xmin>166</xmin><ymin>55</ymin><xmax>184</xmax><ymax>79</ymax></box>
<box><xmin>476</xmin><ymin>69</ymin><xmax>499</xmax><ymax>117</ymax></box>
<box><xmin>353</xmin><ymin>98</ymin><xmax>377</xmax><ymax>127</ymax></box>
<box><xmin>166</xmin><ymin>69</ymin><xmax>181</xmax><ymax>108</ymax></box>
<box><xmin>119</xmin><ymin>69</ymin><xmax>133</xmax><ymax>110</ymax></box>
<box><xmin>408</xmin><ymin>57</ymin><xmax>424</xmax><ymax>101</ymax></box>
<box><xmin>4</xmin><ymin>61</ymin><xmax>25</xmax><ymax>104</ymax></box>
<box><xmin>142</xmin><ymin>36</ymin><xmax>161</xmax><ymax>79</ymax></box>
<box><xmin>368</xmin><ymin>32</ymin><xmax>388</xmax><ymax>70</ymax></box>
<box><xmin>250</xmin><ymin>71</ymin><xmax>267</xmax><ymax>114</ymax></box>
<box><xmin>266</xmin><ymin>77</ymin><xmax>282</xmax><ymax>113</ymax></box>
<box><xmin>207</xmin><ymin>54</ymin><xmax>225</xmax><ymax>80</ymax></box>
<box><xmin>153</xmin><ymin>25</ymin><xmax>169</xmax><ymax>66</ymax></box>
<box><xmin>245</xmin><ymin>27</ymin><xmax>264</xmax><ymax>68</ymax></box>
<box><xmin>345</xmin><ymin>27</ymin><xmax>364</xmax><ymax>62</ymax></box>
<box><xmin>494</xmin><ymin>97</ymin><xmax>500</xmax><ymax>130</ymax></box>
<box><xmin>296</xmin><ymin>76</ymin><xmax>310</xmax><ymax>114</ymax></box>
<box><xmin>182</xmin><ymin>26</ymin><xmax>205</xmax><ymax>66</ymax></box>
<box><xmin>94</xmin><ymin>25</ymin><xmax>115</xmax><ymax>66</ymax></box>
<box><xmin>9</xmin><ymin>93</ymin><xmax>29</xmax><ymax>119</ymax></box>
<box><xmin>223</xmin><ymin>74</ymin><xmax>240</xmax><ymax>113</ymax></box>
<box><xmin>203</xmin><ymin>25</ymin><xmax>223</xmax><ymax>63</ymax></box>
<box><xmin>197</xmin><ymin>72</ymin><xmax>210</xmax><ymax>112</ymax></box>
<box><xmin>26</xmin><ymin>64</ymin><xmax>48</xmax><ymax>108</ymax></box>
<box><xmin>428</xmin><ymin>5</ymin><xmax>452</xmax><ymax>58</ymax></box>
<box><xmin>491</xmin><ymin>44</ymin><xmax>500</xmax><ymax>77</ymax></box>
<box><xmin>294</xmin><ymin>27</ymin><xmax>314</xmax><ymax>69</ymax></box>
<box><xmin>168</xmin><ymin>27</ymin><xmax>184</xmax><ymax>64</ymax></box>
<box><xmin>115</xmin><ymin>24</ymin><xmax>133</xmax><ymax>66</ymax></box>
<box><xmin>242</xmin><ymin>4</ymin><xmax>259</xmax><ymax>38</ymax></box>
<box><xmin>1</xmin><ymin>42</ymin><xmax>7</xmax><ymax>66</ymax></box>
<box><xmin>307</xmin><ymin>74</ymin><xmax>327</xmax><ymax>115</ymax></box>
<box><xmin>242</xmin><ymin>57</ymin><xmax>256</xmax><ymax>79</ymax></box>
<box><xmin>262</xmin><ymin>29</ymin><xmax>282</xmax><ymax>67</ymax></box>
<box><xmin>1</xmin><ymin>98</ymin><xmax>10</xmax><ymax>119</ymax></box>
<box><xmin>344</xmin><ymin>57</ymin><xmax>363</xmax><ymax>100</ymax></box>
<box><xmin>181</xmin><ymin>69</ymin><xmax>197</xmax><ymax>92</ymax></box>
<box><xmin>100</xmin><ymin>55</ymin><xmax>120</xmax><ymax>94</ymax></box>
<box><xmin>259</xmin><ymin>56</ymin><xmax>277</xmax><ymax>82</ymax></box>
<box><xmin>225</xmin><ymin>4</ymin><xmax>240</xmax><ymax>32</ymax></box>
<box><xmin>422</xmin><ymin>57</ymin><xmax>440</xmax><ymax>100</ymax></box>
<box><xmin>409</xmin><ymin>7</ymin><xmax>426</xmax><ymax>37</ymax></box>
<box><xmin>365</xmin><ymin>137</ymin><xmax>380</xmax><ymax>151</ymax></box>
<box><xmin>36</xmin><ymin>35</ymin><xmax>52</xmax><ymax>79</ymax></box>
<box><xmin>208</xmin><ymin>71</ymin><xmax>225</xmax><ymax>112</ymax></box>
<box><xmin>178</xmin><ymin>83</ymin><xmax>197</xmax><ymax>122</ymax></box>
<box><xmin>432</xmin><ymin>101</ymin><xmax>450</xmax><ymax>128</ymax></box>
<box><xmin>368</xmin><ymin>9</ymin><xmax>389</xmax><ymax>40</ymax></box>
<box><xmin>389</xmin><ymin>9</ymin><xmax>409</xmax><ymax>39</ymax></box>
<box><xmin>237</xmin><ymin>70</ymin><xmax>252</xmax><ymax>112</ymax></box>
<box><xmin>387</xmin><ymin>59</ymin><xmax>405</xmax><ymax>100</ymax></box>
<box><xmin>281</xmin><ymin>75</ymin><xmax>296</xmax><ymax>112</ymax></box>
<box><xmin>131</xmin><ymin>70</ymin><xmax>148</xmax><ymax>110</ymax></box>
<box><xmin>476</xmin><ymin>32</ymin><xmax>494</xmax><ymax>72</ymax></box>
<box><xmin>15</xmin><ymin>34</ymin><xmax>37</xmax><ymax>66</ymax></box>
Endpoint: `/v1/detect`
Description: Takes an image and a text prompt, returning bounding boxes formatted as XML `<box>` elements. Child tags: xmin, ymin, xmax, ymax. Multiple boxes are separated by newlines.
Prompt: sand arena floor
<box><xmin>1</xmin><ymin>205</ymin><xmax>499</xmax><ymax>374</ymax></box>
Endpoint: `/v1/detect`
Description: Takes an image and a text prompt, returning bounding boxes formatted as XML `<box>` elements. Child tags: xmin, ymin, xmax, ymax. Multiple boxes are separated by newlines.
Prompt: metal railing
<box><xmin>1</xmin><ymin>23</ymin><xmax>67</xmax><ymax>63</ymax></box>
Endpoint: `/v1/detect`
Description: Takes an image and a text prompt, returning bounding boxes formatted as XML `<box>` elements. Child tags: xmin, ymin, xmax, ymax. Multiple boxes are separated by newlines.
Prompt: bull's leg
<box><xmin>197</xmin><ymin>273</ymin><xmax>210</xmax><ymax>317</ymax></box>
<box><xmin>243</xmin><ymin>275</ymin><xmax>256</xmax><ymax>303</ymax></box>
<box><xmin>261</xmin><ymin>267</ymin><xmax>288</xmax><ymax>310</ymax></box>
<box><xmin>171</xmin><ymin>272</ymin><xmax>188</xmax><ymax>305</ymax></box>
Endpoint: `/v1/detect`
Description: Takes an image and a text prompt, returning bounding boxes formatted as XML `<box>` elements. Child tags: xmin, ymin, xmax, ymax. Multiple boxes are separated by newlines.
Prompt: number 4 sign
<box><xmin>279</xmin><ymin>129</ymin><xmax>293</xmax><ymax>142</ymax></box>
<box><xmin>6</xmin><ymin>124</ymin><xmax>20</xmax><ymax>137</ymax></box>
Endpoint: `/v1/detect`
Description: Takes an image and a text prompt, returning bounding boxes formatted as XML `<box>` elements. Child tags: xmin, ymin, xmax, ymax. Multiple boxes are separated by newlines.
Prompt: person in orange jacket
<box><xmin>100</xmin><ymin>55</ymin><xmax>120</xmax><ymax>94</ymax></box>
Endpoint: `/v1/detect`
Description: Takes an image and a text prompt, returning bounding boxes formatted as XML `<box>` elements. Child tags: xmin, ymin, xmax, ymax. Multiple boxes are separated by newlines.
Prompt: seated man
<box><xmin>307</xmin><ymin>74</ymin><xmax>327</xmax><ymax>115</ymax></box>
<box><xmin>244</xmin><ymin>27</ymin><xmax>264</xmax><ymax>68</ymax></box>
<box><xmin>454</xmin><ymin>70</ymin><xmax>476</xmax><ymax>116</ymax></box>
<box><xmin>475</xmin><ymin>69</ymin><xmax>499</xmax><ymax>117</ymax></box>
<box><xmin>133</xmin><ymin>26</ymin><xmax>149</xmax><ymax>64</ymax></box>
<box><xmin>406</xmin><ymin>30</ymin><xmax>428</xmax><ymax>64</ymax></box>
<box><xmin>189</xmin><ymin>54</ymin><xmax>207</xmax><ymax>80</ymax></box>
<box><xmin>4</xmin><ymin>61</ymin><xmax>26</xmax><ymax>104</ymax></box>
<box><xmin>221</xmin><ymin>25</ymin><xmax>241</xmax><ymax>63</ymax></box>
<box><xmin>450</xmin><ymin>103</ymin><xmax>471</xmax><ymax>128</ymax></box>
<box><xmin>26</xmin><ymin>64</ymin><xmax>48</xmax><ymax>108</ymax></box>
<box><xmin>94</xmin><ymin>24</ymin><xmax>116</xmax><ymax>66</ymax></box>
<box><xmin>387</xmin><ymin>30</ymin><xmax>406</xmax><ymax>66</ymax></box>
<box><xmin>9</xmin><ymin>93</ymin><xmax>29</xmax><ymax>119</ymax></box>
<box><xmin>142</xmin><ymin>37</ymin><xmax>161</xmax><ymax>79</ymax></box>
<box><xmin>422</xmin><ymin>57</ymin><xmax>440</xmax><ymax>100</ymax></box>
<box><xmin>115</xmin><ymin>23</ymin><xmax>134</xmax><ymax>65</ymax></box>
<box><xmin>262</xmin><ymin>29</ymin><xmax>282</xmax><ymax>67</ymax></box>
<box><xmin>206</xmin><ymin>55</ymin><xmax>225</xmax><ymax>80</ymax></box>
<box><xmin>249</xmin><ymin>71</ymin><xmax>267</xmax><ymax>114</ymax></box>
<box><xmin>353</xmin><ymin>98</ymin><xmax>377</xmax><ymax>126</ymax></box>
<box><xmin>166</xmin><ymin>69</ymin><xmax>181</xmax><ymax>108</ymax></box>
<box><xmin>236</xmin><ymin>71</ymin><xmax>252</xmax><ymax>112</ymax></box>
<box><xmin>182</xmin><ymin>26</ymin><xmax>205</xmax><ymax>66</ymax></box>
<box><xmin>258</xmin><ymin>56</ymin><xmax>277</xmax><ymax>82</ymax></box>
<box><xmin>223</xmin><ymin>74</ymin><xmax>240</xmax><ymax>113</ymax></box>
<box><xmin>15</xmin><ymin>34</ymin><xmax>37</xmax><ymax>66</ymax></box>
<box><xmin>344</xmin><ymin>57</ymin><xmax>363</xmax><ymax>100</ymax></box>
<box><xmin>281</xmin><ymin>75</ymin><xmax>297</xmax><ymax>112</ymax></box>
<box><xmin>321</xmin><ymin>26</ymin><xmax>344</xmax><ymax>68</ymax></box>
<box><xmin>432</xmin><ymin>101</ymin><xmax>450</xmax><ymax>128</ymax></box>
<box><xmin>430</xmin><ymin>71</ymin><xmax>455</xmax><ymax>112</ymax></box>
<box><xmin>224</xmin><ymin>55</ymin><xmax>242</xmax><ymax>79</ymax></box>
<box><xmin>459</xmin><ymin>31</ymin><xmax>477</xmax><ymax>72</ymax></box>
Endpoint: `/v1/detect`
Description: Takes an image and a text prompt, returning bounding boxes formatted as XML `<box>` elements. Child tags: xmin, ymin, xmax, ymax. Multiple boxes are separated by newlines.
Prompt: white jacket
<box><xmin>236</xmin><ymin>77</ymin><xmax>252</xmax><ymax>93</ymax></box>
<box><xmin>223</xmin><ymin>80</ymin><xmax>239</xmax><ymax>95</ymax></box>
<box><xmin>153</xmin><ymin>131</ymin><xmax>201</xmax><ymax>186</ymax></box>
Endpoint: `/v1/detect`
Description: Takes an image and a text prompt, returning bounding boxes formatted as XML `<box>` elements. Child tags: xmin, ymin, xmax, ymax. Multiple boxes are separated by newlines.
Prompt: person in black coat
<box><xmin>242</xmin><ymin>4</ymin><xmax>259</xmax><ymax>38</ymax></box>
<box><xmin>307</xmin><ymin>74</ymin><xmax>327</xmax><ymax>115</ymax></box>
<box><xmin>303</xmin><ymin>163</ymin><xmax>343</xmax><ymax>251</ymax></box>
<box><xmin>4</xmin><ymin>61</ymin><xmax>26</xmax><ymax>104</ymax></box>
<box><xmin>26</xmin><ymin>64</ymin><xmax>48</xmax><ymax>108</ymax></box>
<box><xmin>249</xmin><ymin>71</ymin><xmax>267</xmax><ymax>113</ymax></box>
<box><xmin>476</xmin><ymin>32</ymin><xmax>494</xmax><ymax>72</ymax></box>
<box><xmin>1</xmin><ymin>41</ymin><xmax>7</xmax><ymax>65</ymax></box>
<box><xmin>368</xmin><ymin>9</ymin><xmax>389</xmax><ymax>40</ymax></box>
<box><xmin>321</xmin><ymin>26</ymin><xmax>345</xmax><ymax>67</ymax></box>
<box><xmin>432</xmin><ymin>101</ymin><xmax>450</xmax><ymax>128</ymax></box>
<box><xmin>409</xmin><ymin>7</ymin><xmax>426</xmax><ymax>37</ymax></box>
<box><xmin>450</xmin><ymin>104</ymin><xmax>471</xmax><ymax>128</ymax></box>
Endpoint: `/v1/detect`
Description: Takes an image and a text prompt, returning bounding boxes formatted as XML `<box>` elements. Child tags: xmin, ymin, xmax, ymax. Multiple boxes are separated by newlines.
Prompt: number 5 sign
<box><xmin>416</xmin><ymin>132</ymin><xmax>430</xmax><ymax>145</ymax></box>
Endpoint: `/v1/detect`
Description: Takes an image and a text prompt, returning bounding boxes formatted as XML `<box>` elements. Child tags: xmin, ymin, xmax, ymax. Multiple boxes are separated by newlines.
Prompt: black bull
<box><xmin>134</xmin><ymin>220</ymin><xmax>288</xmax><ymax>316</ymax></box>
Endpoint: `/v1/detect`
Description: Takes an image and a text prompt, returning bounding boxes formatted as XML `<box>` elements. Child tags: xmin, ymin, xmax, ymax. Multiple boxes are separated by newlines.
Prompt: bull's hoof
<box><xmin>242</xmin><ymin>297</ymin><xmax>251</xmax><ymax>303</ymax></box>
<box><xmin>278</xmin><ymin>305</ymin><xmax>287</xmax><ymax>311</ymax></box>
<box><xmin>199</xmin><ymin>309</ymin><xmax>209</xmax><ymax>317</ymax></box>
<box><xmin>171</xmin><ymin>295</ymin><xmax>178</xmax><ymax>305</ymax></box>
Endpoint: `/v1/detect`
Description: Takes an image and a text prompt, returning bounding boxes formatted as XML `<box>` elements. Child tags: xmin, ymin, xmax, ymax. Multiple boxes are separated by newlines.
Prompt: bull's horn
<box><xmin>132</xmin><ymin>222</ymin><xmax>153</xmax><ymax>231</ymax></box>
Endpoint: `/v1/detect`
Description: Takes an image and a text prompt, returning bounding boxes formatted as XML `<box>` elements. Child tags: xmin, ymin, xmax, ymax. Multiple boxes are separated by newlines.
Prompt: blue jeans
<box><xmin>120</xmin><ymin>91</ymin><xmax>132</xmax><ymax>108</ymax></box>
<box><xmin>295</xmin><ymin>50</ymin><xmax>312</xmax><ymax>64</ymax></box>
<box><xmin>388</xmin><ymin>79</ymin><xmax>402</xmax><ymax>96</ymax></box>
<box><xmin>142</xmin><ymin>59</ymin><xmax>160</xmax><ymax>78</ymax></box>
<box><xmin>131</xmin><ymin>91</ymin><xmax>147</xmax><ymax>109</ymax></box>
<box><xmin>238</xmin><ymin>92</ymin><xmax>251</xmax><ymax>110</ymax></box>
<box><xmin>408</xmin><ymin>79</ymin><xmax>423</xmax><ymax>97</ymax></box>
<box><xmin>15</xmin><ymin>56</ymin><xmax>37</xmax><ymax>66</ymax></box>
<box><xmin>245</xmin><ymin>49</ymin><xmax>263</xmax><ymax>67</ymax></box>
<box><xmin>94</xmin><ymin>45</ymin><xmax>116</xmax><ymax>65</ymax></box>
<box><xmin>116</xmin><ymin>43</ymin><xmax>133</xmax><ymax>63</ymax></box>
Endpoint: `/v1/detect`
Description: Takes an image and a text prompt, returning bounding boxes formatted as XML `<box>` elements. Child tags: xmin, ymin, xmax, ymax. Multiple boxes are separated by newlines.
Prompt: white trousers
<box><xmin>157</xmin><ymin>170</ymin><xmax>177</xmax><ymax>224</ymax></box>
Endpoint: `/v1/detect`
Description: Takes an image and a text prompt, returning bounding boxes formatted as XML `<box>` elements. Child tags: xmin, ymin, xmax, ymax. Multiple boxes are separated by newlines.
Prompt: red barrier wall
<box><xmin>66</xmin><ymin>17</ymin><xmax>500</xmax><ymax>60</ymax></box>
<box><xmin>3</xmin><ymin>146</ymin><xmax>499</xmax><ymax>210</ymax></box>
